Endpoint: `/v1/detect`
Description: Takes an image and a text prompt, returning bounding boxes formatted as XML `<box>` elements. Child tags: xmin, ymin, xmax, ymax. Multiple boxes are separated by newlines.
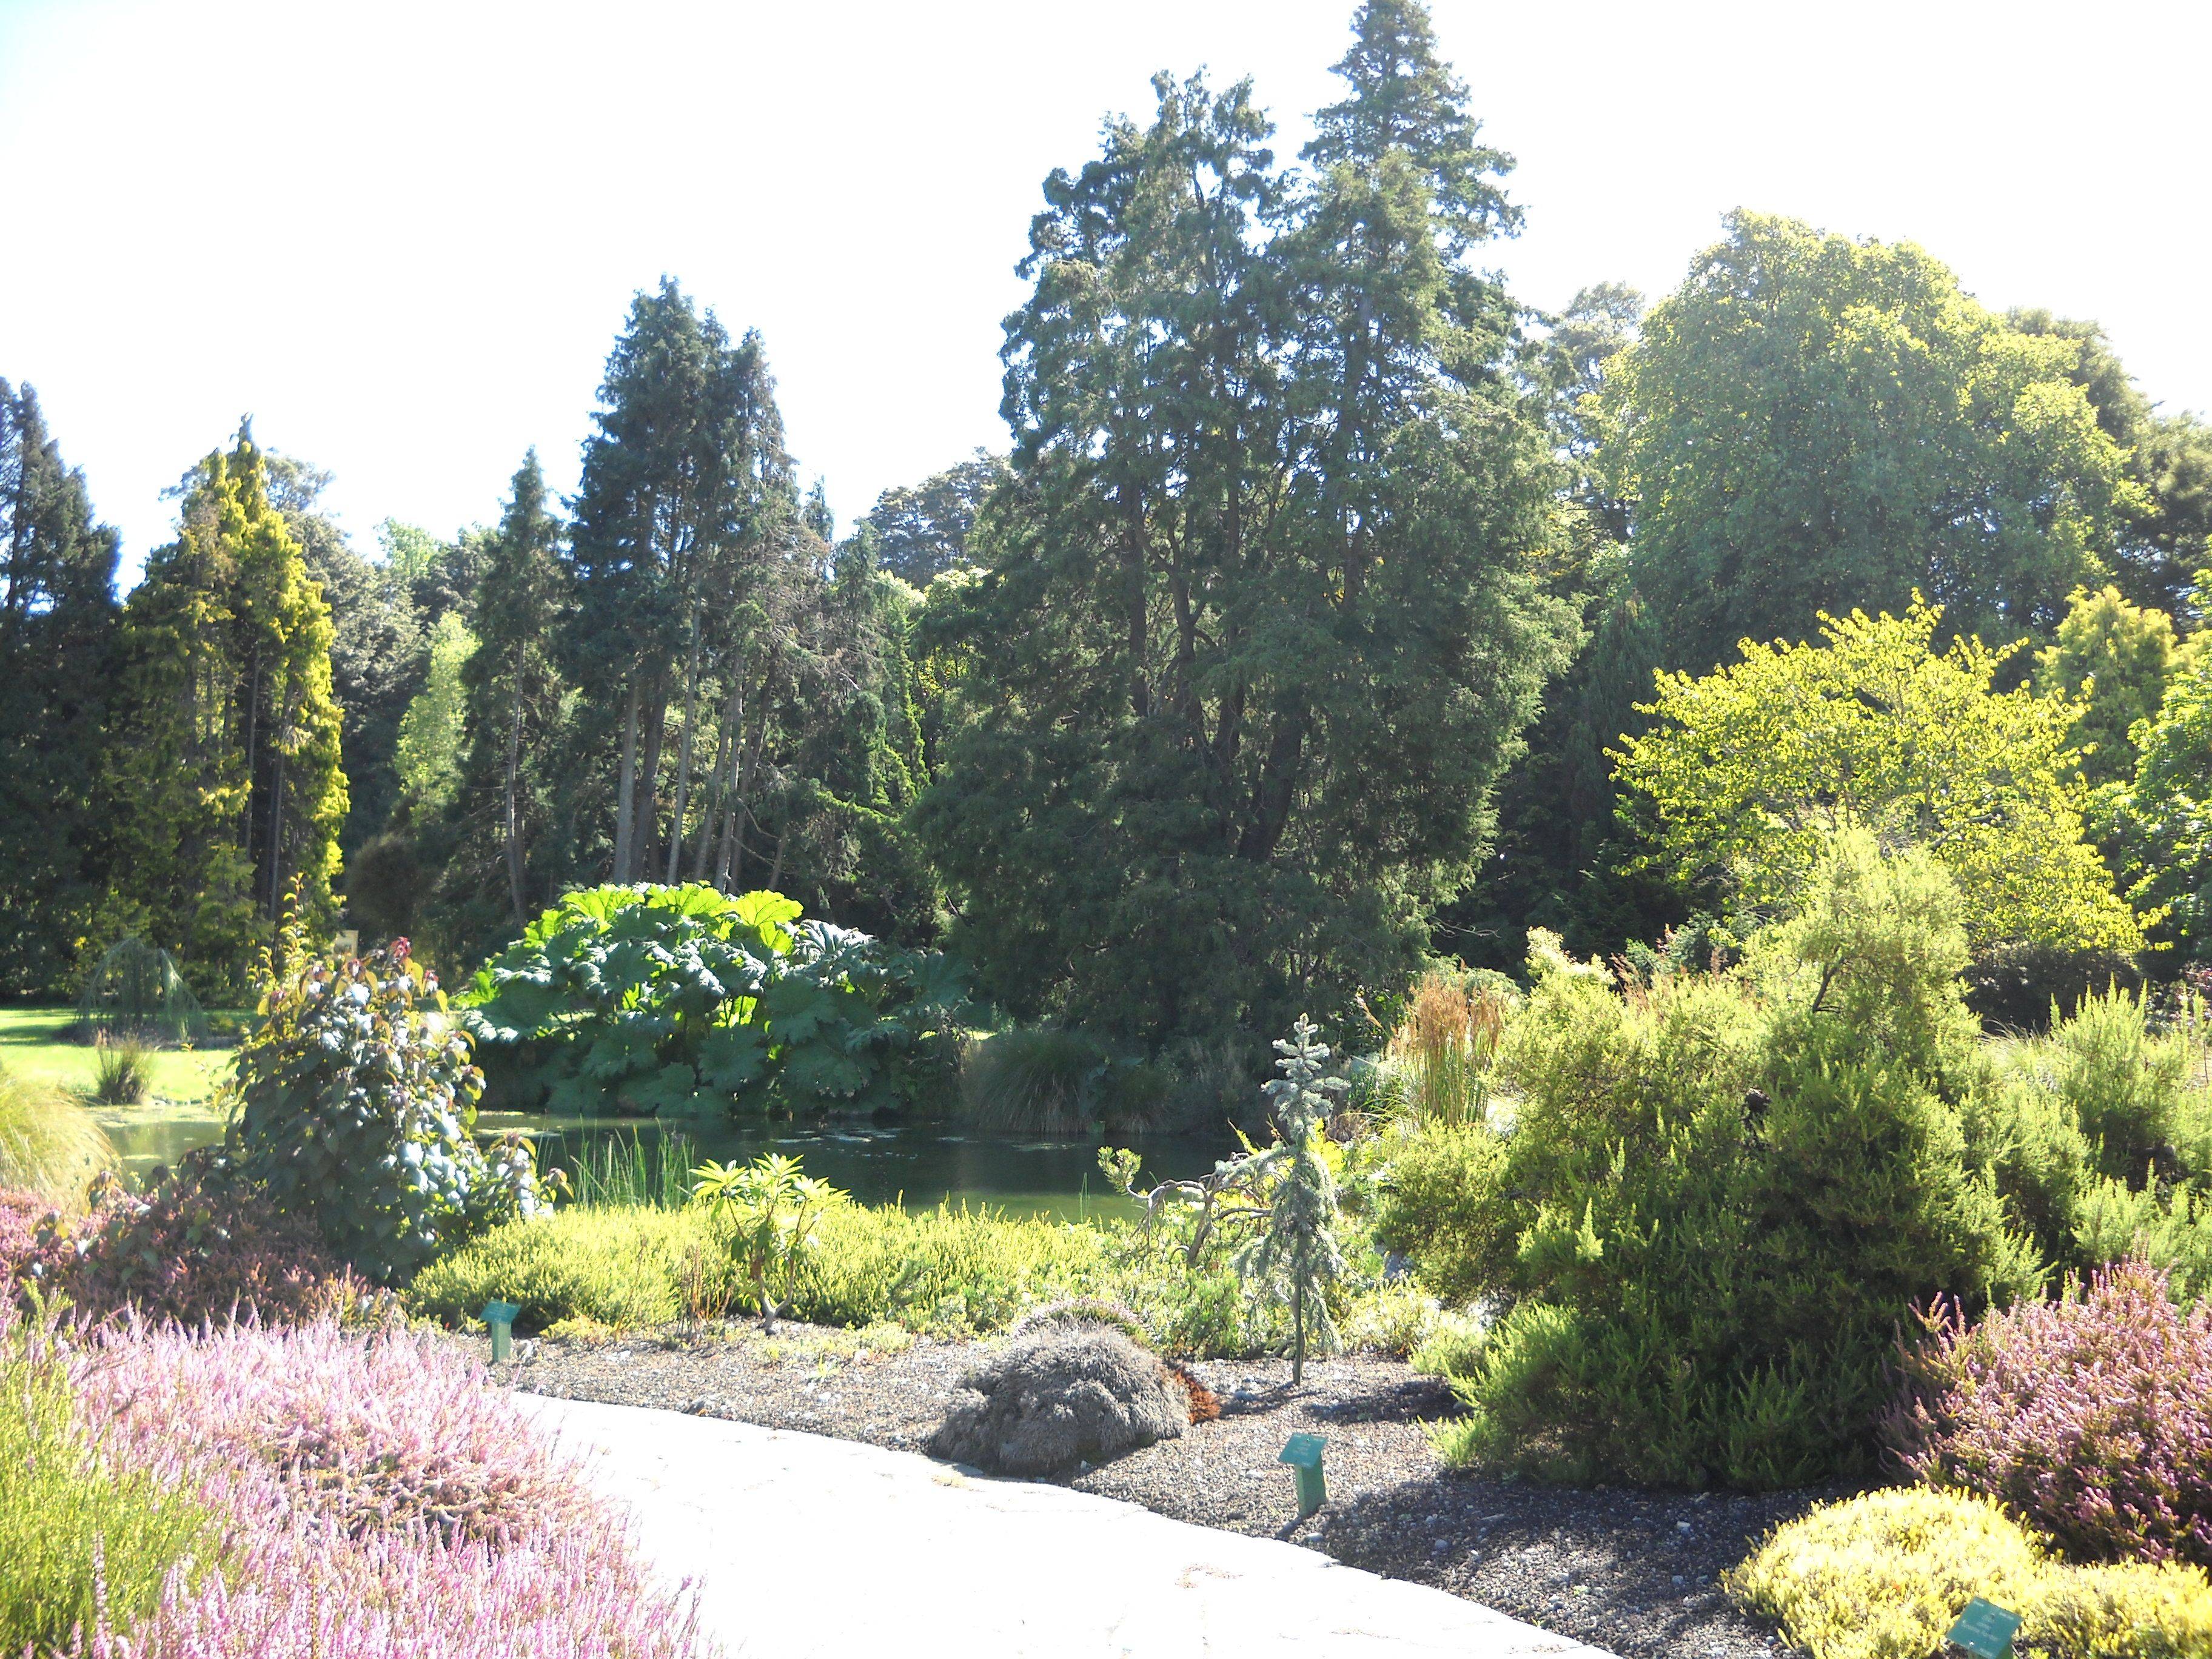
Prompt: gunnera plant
<box><xmin>927</xmin><ymin>1326</ymin><xmax>1188</xmax><ymax>1475</ymax></box>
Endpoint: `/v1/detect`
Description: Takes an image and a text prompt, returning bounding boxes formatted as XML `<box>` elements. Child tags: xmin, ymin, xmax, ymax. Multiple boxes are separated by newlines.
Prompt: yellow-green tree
<box><xmin>2033</xmin><ymin>583</ymin><xmax>2197</xmax><ymax>787</ymax></box>
<box><xmin>1614</xmin><ymin>602</ymin><xmax>2140</xmax><ymax>954</ymax></box>
<box><xmin>103</xmin><ymin>429</ymin><xmax>346</xmax><ymax>994</ymax></box>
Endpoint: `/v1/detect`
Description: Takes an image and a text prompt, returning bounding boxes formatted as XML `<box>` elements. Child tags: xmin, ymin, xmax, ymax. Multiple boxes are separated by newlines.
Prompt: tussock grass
<box><xmin>0</xmin><ymin>1070</ymin><xmax>119</xmax><ymax>1210</ymax></box>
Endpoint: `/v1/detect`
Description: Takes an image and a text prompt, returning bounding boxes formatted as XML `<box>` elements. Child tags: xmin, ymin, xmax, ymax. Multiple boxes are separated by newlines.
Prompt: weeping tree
<box><xmin>76</xmin><ymin>937</ymin><xmax>207</xmax><ymax>1046</ymax></box>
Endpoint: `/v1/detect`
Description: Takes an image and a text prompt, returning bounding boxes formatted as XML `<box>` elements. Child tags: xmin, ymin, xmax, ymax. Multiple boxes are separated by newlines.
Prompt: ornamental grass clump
<box><xmin>1889</xmin><ymin>1258</ymin><xmax>2212</xmax><ymax>1569</ymax></box>
<box><xmin>0</xmin><ymin>1073</ymin><xmax>118</xmax><ymax>1212</ymax></box>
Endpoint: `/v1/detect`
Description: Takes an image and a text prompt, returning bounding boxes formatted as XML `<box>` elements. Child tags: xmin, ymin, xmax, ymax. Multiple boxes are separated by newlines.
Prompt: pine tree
<box><xmin>1239</xmin><ymin>1016</ymin><xmax>1349</xmax><ymax>1384</ymax></box>
<box><xmin>0</xmin><ymin>381</ymin><xmax>121</xmax><ymax>993</ymax></box>
<box><xmin>104</xmin><ymin>427</ymin><xmax>346</xmax><ymax>994</ymax></box>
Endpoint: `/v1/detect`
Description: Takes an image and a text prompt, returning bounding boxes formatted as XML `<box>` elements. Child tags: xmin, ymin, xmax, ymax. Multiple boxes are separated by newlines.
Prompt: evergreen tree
<box><xmin>859</xmin><ymin>454</ymin><xmax>1005</xmax><ymax>585</ymax></box>
<box><xmin>566</xmin><ymin>280</ymin><xmax>794</xmax><ymax>884</ymax></box>
<box><xmin>429</xmin><ymin>451</ymin><xmax>570</xmax><ymax>957</ymax></box>
<box><xmin>919</xmin><ymin>8</ymin><xmax>1572</xmax><ymax>1048</ymax></box>
<box><xmin>104</xmin><ymin>427</ymin><xmax>346</xmax><ymax>994</ymax></box>
<box><xmin>0</xmin><ymin>381</ymin><xmax>121</xmax><ymax>994</ymax></box>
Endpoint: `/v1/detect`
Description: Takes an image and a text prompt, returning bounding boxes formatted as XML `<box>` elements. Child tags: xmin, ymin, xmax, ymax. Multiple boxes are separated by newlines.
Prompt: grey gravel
<box><xmin>465</xmin><ymin>1324</ymin><xmax>1829</xmax><ymax>1659</ymax></box>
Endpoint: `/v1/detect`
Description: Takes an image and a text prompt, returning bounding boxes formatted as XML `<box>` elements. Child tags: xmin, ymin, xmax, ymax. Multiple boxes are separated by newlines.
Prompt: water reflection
<box><xmin>99</xmin><ymin>1109</ymin><xmax>1237</xmax><ymax>1224</ymax></box>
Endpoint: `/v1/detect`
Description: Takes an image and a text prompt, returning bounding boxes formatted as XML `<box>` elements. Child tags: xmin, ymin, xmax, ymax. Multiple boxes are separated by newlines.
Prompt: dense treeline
<box><xmin>4</xmin><ymin>0</ymin><xmax>2210</xmax><ymax>1043</ymax></box>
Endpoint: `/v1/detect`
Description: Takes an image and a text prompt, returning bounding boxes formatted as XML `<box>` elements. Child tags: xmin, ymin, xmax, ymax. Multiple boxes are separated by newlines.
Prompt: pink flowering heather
<box><xmin>1887</xmin><ymin>1258</ymin><xmax>2212</xmax><ymax>1567</ymax></box>
<box><xmin>11</xmin><ymin>1310</ymin><xmax>705</xmax><ymax>1659</ymax></box>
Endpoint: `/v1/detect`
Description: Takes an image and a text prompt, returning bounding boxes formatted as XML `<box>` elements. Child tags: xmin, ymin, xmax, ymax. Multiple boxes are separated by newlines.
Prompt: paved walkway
<box><xmin>521</xmin><ymin>1395</ymin><xmax>1619</xmax><ymax>1659</ymax></box>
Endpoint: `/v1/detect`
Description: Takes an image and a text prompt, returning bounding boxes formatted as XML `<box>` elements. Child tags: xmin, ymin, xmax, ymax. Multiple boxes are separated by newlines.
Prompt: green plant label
<box><xmin>1947</xmin><ymin>1597</ymin><xmax>2022</xmax><ymax>1658</ymax></box>
<box><xmin>1277</xmin><ymin>1433</ymin><xmax>1326</xmax><ymax>1470</ymax></box>
<box><xmin>481</xmin><ymin>1300</ymin><xmax>521</xmax><ymax>1326</ymax></box>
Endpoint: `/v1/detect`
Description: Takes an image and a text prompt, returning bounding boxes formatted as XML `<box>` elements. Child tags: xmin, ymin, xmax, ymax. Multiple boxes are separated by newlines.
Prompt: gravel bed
<box><xmin>467</xmin><ymin>1323</ymin><xmax>1827</xmax><ymax>1659</ymax></box>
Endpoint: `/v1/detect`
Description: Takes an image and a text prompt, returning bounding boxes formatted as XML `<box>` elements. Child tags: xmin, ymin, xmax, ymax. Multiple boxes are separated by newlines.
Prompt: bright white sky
<box><xmin>2</xmin><ymin>0</ymin><xmax>2205</xmax><ymax>581</ymax></box>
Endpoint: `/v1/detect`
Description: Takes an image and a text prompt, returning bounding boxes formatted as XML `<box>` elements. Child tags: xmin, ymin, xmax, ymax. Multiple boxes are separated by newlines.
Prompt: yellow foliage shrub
<box><xmin>1730</xmin><ymin>1489</ymin><xmax>2212</xmax><ymax>1659</ymax></box>
<box><xmin>1726</xmin><ymin>1488</ymin><xmax>2046</xmax><ymax>1659</ymax></box>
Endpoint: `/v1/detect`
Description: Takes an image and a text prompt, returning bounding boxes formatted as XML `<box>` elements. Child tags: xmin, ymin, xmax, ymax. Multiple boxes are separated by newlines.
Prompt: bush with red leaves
<box><xmin>2</xmin><ymin>1155</ymin><xmax>386</xmax><ymax>1328</ymax></box>
<box><xmin>1888</xmin><ymin>1258</ymin><xmax>2212</xmax><ymax>1567</ymax></box>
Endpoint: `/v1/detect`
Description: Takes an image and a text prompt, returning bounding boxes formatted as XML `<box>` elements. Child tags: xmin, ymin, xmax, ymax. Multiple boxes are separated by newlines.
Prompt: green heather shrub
<box><xmin>0</xmin><ymin>1074</ymin><xmax>118</xmax><ymax>1212</ymax></box>
<box><xmin>1728</xmin><ymin>1487</ymin><xmax>2212</xmax><ymax>1659</ymax></box>
<box><xmin>1</xmin><ymin>1321</ymin><xmax>229</xmax><ymax>1655</ymax></box>
<box><xmin>228</xmin><ymin>932</ymin><xmax>551</xmax><ymax>1283</ymax></box>
<box><xmin>406</xmin><ymin>1206</ymin><xmax>708</xmax><ymax>1332</ymax></box>
<box><xmin>1339</xmin><ymin>1280</ymin><xmax>1441</xmax><ymax>1358</ymax></box>
<box><xmin>1399</xmin><ymin>830</ymin><xmax>2045</xmax><ymax>1488</ymax></box>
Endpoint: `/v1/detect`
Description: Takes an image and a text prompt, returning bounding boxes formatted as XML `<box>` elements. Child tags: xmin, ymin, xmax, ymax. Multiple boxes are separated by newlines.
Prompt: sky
<box><xmin>1</xmin><ymin>0</ymin><xmax>2205</xmax><ymax>580</ymax></box>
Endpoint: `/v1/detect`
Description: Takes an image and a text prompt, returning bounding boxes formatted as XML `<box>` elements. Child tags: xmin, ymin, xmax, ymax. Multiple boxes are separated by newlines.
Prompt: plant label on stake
<box><xmin>1946</xmin><ymin>1597</ymin><xmax>2022</xmax><ymax>1658</ymax></box>
<box><xmin>1279</xmin><ymin>1433</ymin><xmax>1327</xmax><ymax>1520</ymax></box>
<box><xmin>482</xmin><ymin>1300</ymin><xmax>520</xmax><ymax>1363</ymax></box>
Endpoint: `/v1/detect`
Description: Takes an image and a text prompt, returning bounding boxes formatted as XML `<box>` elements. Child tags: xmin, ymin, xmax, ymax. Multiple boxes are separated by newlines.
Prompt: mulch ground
<box><xmin>464</xmin><ymin>1322</ymin><xmax>1829</xmax><ymax>1659</ymax></box>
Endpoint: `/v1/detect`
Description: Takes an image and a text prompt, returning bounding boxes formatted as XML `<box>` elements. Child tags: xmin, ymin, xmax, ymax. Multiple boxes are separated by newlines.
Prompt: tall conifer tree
<box><xmin>0</xmin><ymin>381</ymin><xmax>121</xmax><ymax>993</ymax></box>
<box><xmin>104</xmin><ymin>427</ymin><xmax>346</xmax><ymax>993</ymax></box>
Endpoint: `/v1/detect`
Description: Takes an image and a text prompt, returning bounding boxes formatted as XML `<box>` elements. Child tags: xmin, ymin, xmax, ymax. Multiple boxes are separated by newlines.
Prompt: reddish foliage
<box><xmin>1887</xmin><ymin>1258</ymin><xmax>2212</xmax><ymax>1567</ymax></box>
<box><xmin>1</xmin><ymin>1157</ymin><xmax>386</xmax><ymax>1328</ymax></box>
<box><xmin>1166</xmin><ymin>1359</ymin><xmax>1222</xmax><ymax>1424</ymax></box>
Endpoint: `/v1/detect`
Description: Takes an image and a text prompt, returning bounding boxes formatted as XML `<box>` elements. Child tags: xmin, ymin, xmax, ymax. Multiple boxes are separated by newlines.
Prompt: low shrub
<box><xmin>90</xmin><ymin>1319</ymin><xmax>583</xmax><ymax>1548</ymax></box>
<box><xmin>1</xmin><ymin>1316</ymin><xmax>230</xmax><ymax>1655</ymax></box>
<box><xmin>228</xmin><ymin>933</ymin><xmax>551</xmax><ymax>1282</ymax></box>
<box><xmin>406</xmin><ymin>1205</ymin><xmax>709</xmax><ymax>1332</ymax></box>
<box><xmin>927</xmin><ymin>1326</ymin><xmax>1187</xmax><ymax>1475</ymax></box>
<box><xmin>36</xmin><ymin>1313</ymin><xmax>705</xmax><ymax>1659</ymax></box>
<box><xmin>1727</xmin><ymin>1487</ymin><xmax>2212</xmax><ymax>1659</ymax></box>
<box><xmin>1407</xmin><ymin>1309</ymin><xmax>1487</xmax><ymax>1378</ymax></box>
<box><xmin>1726</xmin><ymin>1487</ymin><xmax>2046</xmax><ymax>1659</ymax></box>
<box><xmin>2034</xmin><ymin>1561</ymin><xmax>2212</xmax><ymax>1658</ymax></box>
<box><xmin>1339</xmin><ymin>1280</ymin><xmax>1441</xmax><ymax>1358</ymax></box>
<box><xmin>0</xmin><ymin>1073</ymin><xmax>118</xmax><ymax>1211</ymax></box>
<box><xmin>1888</xmin><ymin>1258</ymin><xmax>2212</xmax><ymax>1569</ymax></box>
<box><xmin>1398</xmin><ymin>833</ymin><xmax>2046</xmax><ymax>1487</ymax></box>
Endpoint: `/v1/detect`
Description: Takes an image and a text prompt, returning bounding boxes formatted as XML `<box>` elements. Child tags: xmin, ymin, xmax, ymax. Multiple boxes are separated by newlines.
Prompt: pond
<box><xmin>95</xmin><ymin>1107</ymin><xmax>1239</xmax><ymax>1223</ymax></box>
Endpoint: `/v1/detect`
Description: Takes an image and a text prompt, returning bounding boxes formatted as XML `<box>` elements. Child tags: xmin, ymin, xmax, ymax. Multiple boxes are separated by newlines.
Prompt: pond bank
<box><xmin>468</xmin><ymin>1324</ymin><xmax>1815</xmax><ymax>1659</ymax></box>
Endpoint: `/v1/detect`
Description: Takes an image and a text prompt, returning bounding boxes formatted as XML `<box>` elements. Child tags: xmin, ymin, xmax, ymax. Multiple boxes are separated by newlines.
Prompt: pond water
<box><xmin>98</xmin><ymin>1109</ymin><xmax>1238</xmax><ymax>1223</ymax></box>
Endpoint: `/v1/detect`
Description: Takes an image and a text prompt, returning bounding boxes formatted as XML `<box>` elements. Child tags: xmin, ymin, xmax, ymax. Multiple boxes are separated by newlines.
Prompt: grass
<box><xmin>0</xmin><ymin>1070</ymin><xmax>119</xmax><ymax>1209</ymax></box>
<box><xmin>407</xmin><ymin>1193</ymin><xmax>1288</xmax><ymax>1357</ymax></box>
<box><xmin>0</xmin><ymin>1007</ymin><xmax>234</xmax><ymax>1105</ymax></box>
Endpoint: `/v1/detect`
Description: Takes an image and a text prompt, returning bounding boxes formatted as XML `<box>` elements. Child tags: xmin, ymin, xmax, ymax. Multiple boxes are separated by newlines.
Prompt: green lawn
<box><xmin>0</xmin><ymin>1007</ymin><xmax>235</xmax><ymax>1105</ymax></box>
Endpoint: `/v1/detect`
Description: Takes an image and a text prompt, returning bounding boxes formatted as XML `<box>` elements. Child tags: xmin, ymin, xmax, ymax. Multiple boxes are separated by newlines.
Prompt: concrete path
<box><xmin>520</xmin><ymin>1395</ymin><xmax>1619</xmax><ymax>1659</ymax></box>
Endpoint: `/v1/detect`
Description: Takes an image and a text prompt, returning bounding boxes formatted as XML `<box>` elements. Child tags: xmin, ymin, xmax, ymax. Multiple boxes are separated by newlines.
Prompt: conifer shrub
<box><xmin>1395</xmin><ymin>831</ymin><xmax>2045</xmax><ymax>1487</ymax></box>
<box><xmin>1889</xmin><ymin>1259</ymin><xmax>2212</xmax><ymax>1569</ymax></box>
<box><xmin>927</xmin><ymin>1325</ymin><xmax>1187</xmax><ymax>1474</ymax></box>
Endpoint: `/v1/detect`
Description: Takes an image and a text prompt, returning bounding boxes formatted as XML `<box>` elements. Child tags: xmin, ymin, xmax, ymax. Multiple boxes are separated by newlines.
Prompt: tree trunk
<box><xmin>693</xmin><ymin>672</ymin><xmax>742</xmax><ymax>879</ymax></box>
<box><xmin>628</xmin><ymin>683</ymin><xmax>669</xmax><ymax>883</ymax></box>
<box><xmin>503</xmin><ymin>641</ymin><xmax>528</xmax><ymax>927</ymax></box>
<box><xmin>612</xmin><ymin>681</ymin><xmax>640</xmax><ymax>881</ymax></box>
<box><xmin>665</xmin><ymin>609</ymin><xmax>707</xmax><ymax>881</ymax></box>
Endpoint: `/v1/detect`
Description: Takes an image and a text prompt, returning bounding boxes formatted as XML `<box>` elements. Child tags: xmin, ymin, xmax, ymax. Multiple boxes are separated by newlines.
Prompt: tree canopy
<box><xmin>1614</xmin><ymin>602</ymin><xmax>2140</xmax><ymax>955</ymax></box>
